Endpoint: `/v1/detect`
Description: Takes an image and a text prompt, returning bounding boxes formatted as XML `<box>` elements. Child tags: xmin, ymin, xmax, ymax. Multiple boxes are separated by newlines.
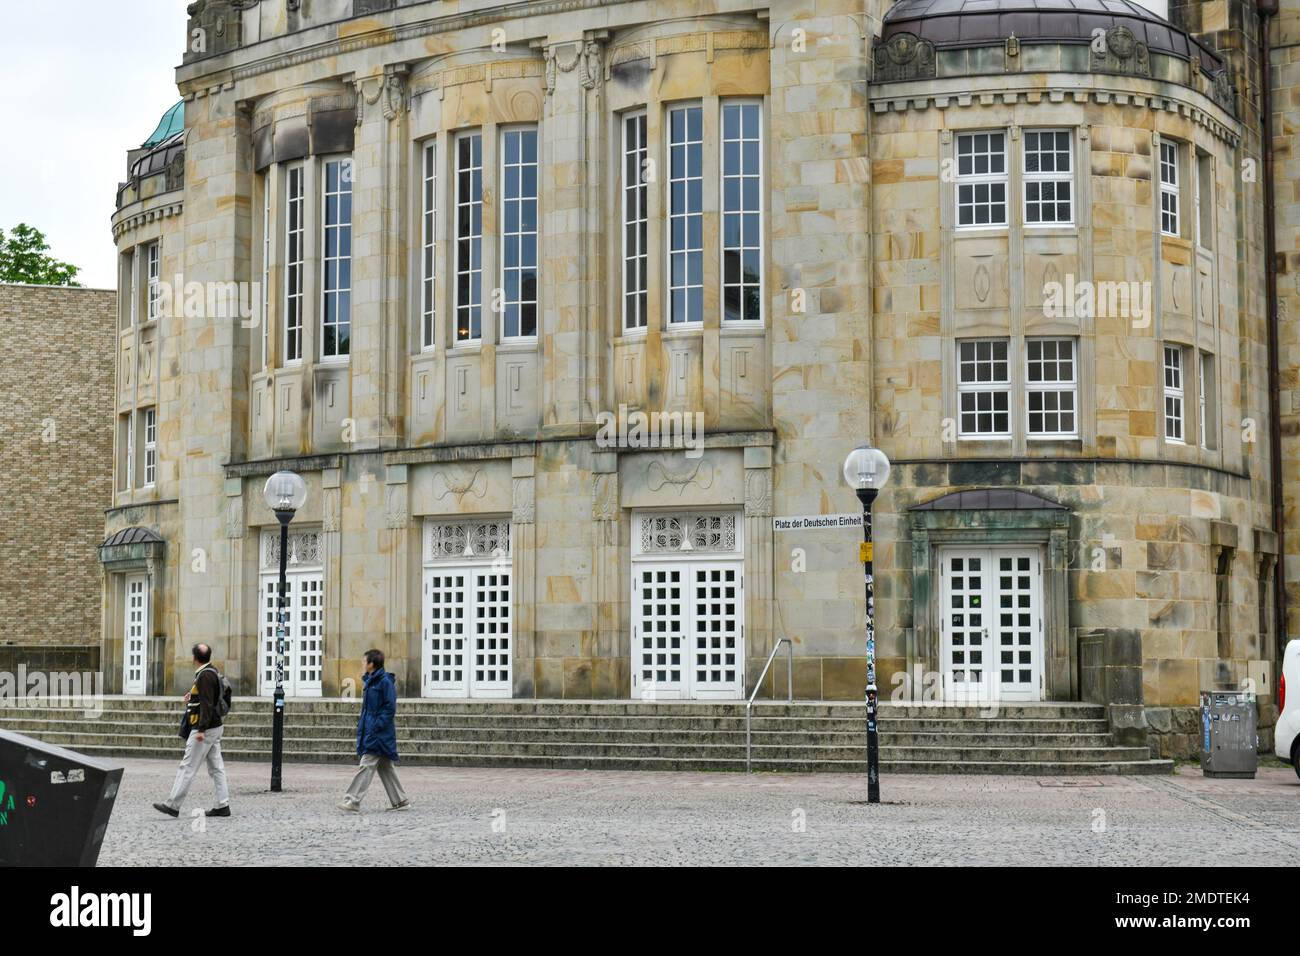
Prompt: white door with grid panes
<box><xmin>939</xmin><ymin>548</ymin><xmax>1043</xmax><ymax>702</ymax></box>
<box><xmin>123</xmin><ymin>573</ymin><xmax>150</xmax><ymax>695</ymax></box>
<box><xmin>259</xmin><ymin>530</ymin><xmax>324</xmax><ymax>697</ymax></box>
<box><xmin>421</xmin><ymin>520</ymin><xmax>512</xmax><ymax>698</ymax></box>
<box><xmin>632</xmin><ymin>512</ymin><xmax>744</xmax><ymax>700</ymax></box>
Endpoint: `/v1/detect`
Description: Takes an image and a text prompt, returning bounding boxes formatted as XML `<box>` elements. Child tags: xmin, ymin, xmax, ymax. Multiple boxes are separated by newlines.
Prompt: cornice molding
<box><xmin>870</xmin><ymin>80</ymin><xmax>1240</xmax><ymax>146</ymax></box>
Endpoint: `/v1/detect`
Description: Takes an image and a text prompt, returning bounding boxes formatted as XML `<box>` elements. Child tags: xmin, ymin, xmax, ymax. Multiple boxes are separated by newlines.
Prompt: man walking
<box><xmin>339</xmin><ymin>649</ymin><xmax>410</xmax><ymax>812</ymax></box>
<box><xmin>154</xmin><ymin>643</ymin><xmax>230</xmax><ymax>818</ymax></box>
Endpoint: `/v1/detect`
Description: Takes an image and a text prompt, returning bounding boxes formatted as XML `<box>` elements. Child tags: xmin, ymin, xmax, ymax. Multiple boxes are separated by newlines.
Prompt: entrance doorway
<box><xmin>123</xmin><ymin>573</ymin><xmax>149</xmax><ymax>695</ymax></box>
<box><xmin>421</xmin><ymin>519</ymin><xmax>513</xmax><ymax>698</ymax></box>
<box><xmin>938</xmin><ymin>547</ymin><xmax>1043</xmax><ymax>701</ymax></box>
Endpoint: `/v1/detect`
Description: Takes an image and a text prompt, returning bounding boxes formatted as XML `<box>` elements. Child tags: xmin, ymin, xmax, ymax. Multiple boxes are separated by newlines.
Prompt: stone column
<box><xmin>744</xmin><ymin>449</ymin><xmax>775</xmax><ymax>695</ymax></box>
<box><xmin>539</xmin><ymin>37</ymin><xmax>602</xmax><ymax>433</ymax></box>
<box><xmin>592</xmin><ymin>453</ymin><xmax>622</xmax><ymax>696</ymax></box>
<box><xmin>512</xmin><ymin>456</ymin><xmax>537</xmax><ymax>697</ymax></box>
<box><xmin>176</xmin><ymin>86</ymin><xmax>253</xmax><ymax>689</ymax></box>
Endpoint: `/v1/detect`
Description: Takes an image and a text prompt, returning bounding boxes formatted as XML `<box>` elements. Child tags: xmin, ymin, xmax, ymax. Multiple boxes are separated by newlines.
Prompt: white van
<box><xmin>1277</xmin><ymin>640</ymin><xmax>1300</xmax><ymax>779</ymax></box>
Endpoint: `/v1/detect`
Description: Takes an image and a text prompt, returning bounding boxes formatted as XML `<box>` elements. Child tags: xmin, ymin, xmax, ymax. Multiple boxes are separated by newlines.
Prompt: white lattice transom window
<box><xmin>423</xmin><ymin>519</ymin><xmax>511</xmax><ymax>562</ymax></box>
<box><xmin>635</xmin><ymin>512</ymin><xmax>741</xmax><ymax>556</ymax></box>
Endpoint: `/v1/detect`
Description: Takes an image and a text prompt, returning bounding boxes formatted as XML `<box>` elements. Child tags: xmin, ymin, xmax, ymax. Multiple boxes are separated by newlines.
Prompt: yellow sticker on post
<box><xmin>859</xmin><ymin>542</ymin><xmax>873</xmax><ymax>562</ymax></box>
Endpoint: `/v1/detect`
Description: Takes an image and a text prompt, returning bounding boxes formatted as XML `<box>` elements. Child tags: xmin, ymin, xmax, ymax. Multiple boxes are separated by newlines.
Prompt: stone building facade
<box><xmin>100</xmin><ymin>0</ymin><xmax>1294</xmax><ymax>758</ymax></box>
<box><xmin>0</xmin><ymin>284</ymin><xmax>115</xmax><ymax>671</ymax></box>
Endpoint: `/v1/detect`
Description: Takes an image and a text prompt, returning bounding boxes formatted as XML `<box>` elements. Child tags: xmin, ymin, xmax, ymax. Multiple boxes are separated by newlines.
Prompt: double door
<box><xmin>260</xmin><ymin>572</ymin><xmax>324</xmax><ymax>697</ymax></box>
<box><xmin>421</xmin><ymin>565</ymin><xmax>512</xmax><ymax>698</ymax></box>
<box><xmin>632</xmin><ymin>559</ymin><xmax>744</xmax><ymax>700</ymax></box>
<box><xmin>939</xmin><ymin>547</ymin><xmax>1043</xmax><ymax>701</ymax></box>
<box><xmin>123</xmin><ymin>574</ymin><xmax>150</xmax><ymax>695</ymax></box>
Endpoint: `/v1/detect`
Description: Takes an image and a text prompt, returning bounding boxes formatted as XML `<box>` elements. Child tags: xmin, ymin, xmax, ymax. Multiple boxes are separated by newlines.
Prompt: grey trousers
<box><xmin>343</xmin><ymin>754</ymin><xmax>408</xmax><ymax>808</ymax></box>
<box><xmin>165</xmin><ymin>724</ymin><xmax>229</xmax><ymax>809</ymax></box>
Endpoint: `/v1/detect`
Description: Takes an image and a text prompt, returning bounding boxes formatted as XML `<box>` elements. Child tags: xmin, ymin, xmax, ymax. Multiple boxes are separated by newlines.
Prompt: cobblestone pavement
<box><xmin>98</xmin><ymin>759</ymin><xmax>1300</xmax><ymax>866</ymax></box>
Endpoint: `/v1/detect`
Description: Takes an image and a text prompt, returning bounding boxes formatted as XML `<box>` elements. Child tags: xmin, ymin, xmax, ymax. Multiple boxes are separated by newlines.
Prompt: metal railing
<box><xmin>746</xmin><ymin>638</ymin><xmax>793</xmax><ymax>772</ymax></box>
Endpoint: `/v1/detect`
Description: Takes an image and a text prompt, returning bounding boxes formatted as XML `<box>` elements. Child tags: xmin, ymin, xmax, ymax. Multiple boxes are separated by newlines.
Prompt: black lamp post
<box><xmin>262</xmin><ymin>469</ymin><xmax>307</xmax><ymax>793</ymax></box>
<box><xmin>843</xmin><ymin>444</ymin><xmax>891</xmax><ymax>804</ymax></box>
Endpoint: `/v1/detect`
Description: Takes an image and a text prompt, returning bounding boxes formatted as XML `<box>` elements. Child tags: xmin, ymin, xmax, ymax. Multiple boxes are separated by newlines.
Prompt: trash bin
<box><xmin>0</xmin><ymin>729</ymin><xmax>124</xmax><ymax>866</ymax></box>
<box><xmin>1200</xmin><ymin>689</ymin><xmax>1258</xmax><ymax>779</ymax></box>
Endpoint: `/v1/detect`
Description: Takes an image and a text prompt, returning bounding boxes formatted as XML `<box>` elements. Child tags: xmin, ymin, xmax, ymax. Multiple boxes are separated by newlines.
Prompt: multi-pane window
<box><xmin>128</xmin><ymin>249</ymin><xmax>138</xmax><ymax>328</ymax></box>
<box><xmin>955</xmin><ymin>131</ymin><xmax>1008</xmax><ymax>228</ymax></box>
<box><xmin>1023</xmin><ymin>130</ymin><xmax>1072</xmax><ymax>225</ymax></box>
<box><xmin>1159</xmin><ymin>141</ymin><xmax>1180</xmax><ymax>237</ymax></box>
<box><xmin>284</xmin><ymin>164</ymin><xmax>305</xmax><ymax>363</ymax></box>
<box><xmin>143</xmin><ymin>408</ymin><xmax>157</xmax><ymax>487</ymax></box>
<box><xmin>722</xmin><ymin>101</ymin><xmax>762</xmax><ymax>323</ymax></box>
<box><xmin>1163</xmin><ymin>345</ymin><xmax>1185</xmax><ymax>442</ymax></box>
<box><xmin>146</xmin><ymin>243</ymin><xmax>161</xmax><ymax>322</ymax></box>
<box><xmin>500</xmin><ymin>128</ymin><xmax>538</xmax><ymax>339</ymax></box>
<box><xmin>957</xmin><ymin>339</ymin><xmax>1011</xmax><ymax>437</ymax></box>
<box><xmin>321</xmin><ymin>158</ymin><xmax>353</xmax><ymax>360</ymax></box>
<box><xmin>1026</xmin><ymin>338</ymin><xmax>1077</xmax><ymax>438</ymax></box>
<box><xmin>668</xmin><ymin>104</ymin><xmax>704</xmax><ymax>324</ymax></box>
<box><xmin>124</xmin><ymin>411</ymin><xmax>135</xmax><ymax>490</ymax></box>
<box><xmin>421</xmin><ymin>142</ymin><xmax>436</xmax><ymax>350</ymax></box>
<box><xmin>622</xmin><ymin>112</ymin><xmax>648</xmax><ymax>331</ymax></box>
<box><xmin>455</xmin><ymin>133</ymin><xmax>483</xmax><ymax>343</ymax></box>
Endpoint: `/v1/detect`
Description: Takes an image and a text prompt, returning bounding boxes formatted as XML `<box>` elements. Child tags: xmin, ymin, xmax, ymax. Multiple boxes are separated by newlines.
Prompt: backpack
<box><xmin>213</xmin><ymin>668</ymin><xmax>234</xmax><ymax>718</ymax></box>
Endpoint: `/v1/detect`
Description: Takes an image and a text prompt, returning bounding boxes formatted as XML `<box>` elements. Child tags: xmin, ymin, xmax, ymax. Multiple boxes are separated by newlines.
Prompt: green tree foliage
<box><xmin>0</xmin><ymin>224</ymin><xmax>81</xmax><ymax>286</ymax></box>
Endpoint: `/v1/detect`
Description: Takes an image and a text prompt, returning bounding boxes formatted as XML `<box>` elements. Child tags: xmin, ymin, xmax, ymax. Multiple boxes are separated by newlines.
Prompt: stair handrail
<box><xmin>746</xmin><ymin>638</ymin><xmax>794</xmax><ymax>772</ymax></box>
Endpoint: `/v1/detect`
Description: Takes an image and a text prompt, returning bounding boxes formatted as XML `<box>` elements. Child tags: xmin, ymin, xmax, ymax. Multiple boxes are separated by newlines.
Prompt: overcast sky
<box><xmin>0</xmin><ymin>1</ymin><xmax>190</xmax><ymax>289</ymax></box>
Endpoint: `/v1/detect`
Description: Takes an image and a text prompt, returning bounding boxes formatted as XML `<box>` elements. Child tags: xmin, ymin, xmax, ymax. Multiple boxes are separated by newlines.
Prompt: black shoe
<box><xmin>153</xmin><ymin>802</ymin><xmax>179</xmax><ymax>817</ymax></box>
<box><xmin>205</xmin><ymin>805</ymin><xmax>231</xmax><ymax>817</ymax></box>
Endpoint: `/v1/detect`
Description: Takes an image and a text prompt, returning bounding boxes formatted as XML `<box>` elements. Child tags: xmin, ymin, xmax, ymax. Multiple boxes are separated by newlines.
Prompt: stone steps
<box><xmin>0</xmin><ymin>717</ymin><xmax>1121</xmax><ymax>748</ymax></box>
<box><xmin>0</xmin><ymin>698</ymin><xmax>1171</xmax><ymax>774</ymax></box>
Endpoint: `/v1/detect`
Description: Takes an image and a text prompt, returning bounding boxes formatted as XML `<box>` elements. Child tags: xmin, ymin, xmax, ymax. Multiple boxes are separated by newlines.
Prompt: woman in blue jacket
<box><xmin>339</xmin><ymin>649</ymin><xmax>410</xmax><ymax>811</ymax></box>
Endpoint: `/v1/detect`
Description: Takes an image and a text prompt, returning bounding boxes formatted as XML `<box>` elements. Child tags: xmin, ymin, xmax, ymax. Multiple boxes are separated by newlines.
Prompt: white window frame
<box><xmin>129</xmin><ymin>248</ymin><xmax>138</xmax><ymax>328</ymax></box>
<box><xmin>667</xmin><ymin>103</ymin><xmax>704</xmax><ymax>326</ymax></box>
<box><xmin>499</xmin><ymin>125</ymin><xmax>539</xmax><ymax>341</ymax></box>
<box><xmin>1022</xmin><ymin>128</ymin><xmax>1074</xmax><ymax>227</ymax></box>
<box><xmin>622</xmin><ymin>110</ymin><xmax>649</xmax><ymax>333</ymax></box>
<box><xmin>720</xmin><ymin>99</ymin><xmax>764</xmax><ymax>324</ymax></box>
<box><xmin>1159</xmin><ymin>140</ymin><xmax>1180</xmax><ymax>238</ymax></box>
<box><xmin>261</xmin><ymin>175</ymin><xmax>270</xmax><ymax>369</ymax></box>
<box><xmin>955</xmin><ymin>130</ymin><xmax>1009</xmax><ymax>230</ymax></box>
<box><xmin>146</xmin><ymin>242</ymin><xmax>161</xmax><ymax>322</ymax></box>
<box><xmin>143</xmin><ymin>407</ymin><xmax>157</xmax><ymax>487</ymax></box>
<box><xmin>320</xmin><ymin>156</ymin><xmax>353</xmax><ymax>362</ymax></box>
<box><xmin>421</xmin><ymin>140</ymin><xmax>436</xmax><ymax>351</ymax></box>
<box><xmin>124</xmin><ymin>410</ymin><xmax>135</xmax><ymax>490</ymax></box>
<box><xmin>283</xmin><ymin>162</ymin><xmax>305</xmax><ymax>365</ymax></box>
<box><xmin>454</xmin><ymin>131</ymin><xmax>484</xmax><ymax>345</ymax></box>
<box><xmin>1025</xmin><ymin>337</ymin><xmax>1078</xmax><ymax>439</ymax></box>
<box><xmin>957</xmin><ymin>338</ymin><xmax>1012</xmax><ymax>439</ymax></box>
<box><xmin>1163</xmin><ymin>344</ymin><xmax>1186</xmax><ymax>443</ymax></box>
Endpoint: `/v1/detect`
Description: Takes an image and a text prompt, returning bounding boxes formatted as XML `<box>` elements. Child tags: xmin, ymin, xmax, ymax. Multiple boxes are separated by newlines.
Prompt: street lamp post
<box><xmin>843</xmin><ymin>444</ymin><xmax>891</xmax><ymax>804</ymax></box>
<box><xmin>262</xmin><ymin>470</ymin><xmax>308</xmax><ymax>793</ymax></box>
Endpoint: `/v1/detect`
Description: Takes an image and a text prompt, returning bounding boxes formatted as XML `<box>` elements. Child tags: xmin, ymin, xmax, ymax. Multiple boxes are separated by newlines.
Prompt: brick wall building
<box><xmin>0</xmin><ymin>284</ymin><xmax>115</xmax><ymax>668</ymax></box>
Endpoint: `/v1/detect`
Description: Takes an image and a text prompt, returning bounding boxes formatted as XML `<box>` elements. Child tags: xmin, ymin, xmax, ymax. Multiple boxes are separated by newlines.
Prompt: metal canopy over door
<box><xmin>939</xmin><ymin>547</ymin><xmax>1043</xmax><ymax>702</ymax></box>
<box><xmin>421</xmin><ymin>520</ymin><xmax>512</xmax><ymax>698</ymax></box>
<box><xmin>632</xmin><ymin>512</ymin><xmax>744</xmax><ymax>700</ymax></box>
<box><xmin>123</xmin><ymin>574</ymin><xmax>149</xmax><ymax>695</ymax></box>
<box><xmin>259</xmin><ymin>530</ymin><xmax>324</xmax><ymax>697</ymax></box>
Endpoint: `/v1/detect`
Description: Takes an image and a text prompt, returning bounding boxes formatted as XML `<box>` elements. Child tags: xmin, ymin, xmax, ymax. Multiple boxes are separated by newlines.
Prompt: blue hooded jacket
<box><xmin>356</xmin><ymin>668</ymin><xmax>399</xmax><ymax>760</ymax></box>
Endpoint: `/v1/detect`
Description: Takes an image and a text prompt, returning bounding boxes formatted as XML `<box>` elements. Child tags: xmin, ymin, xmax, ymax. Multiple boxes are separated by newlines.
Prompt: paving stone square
<box><xmin>98</xmin><ymin>758</ymin><xmax>1300</xmax><ymax>866</ymax></box>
